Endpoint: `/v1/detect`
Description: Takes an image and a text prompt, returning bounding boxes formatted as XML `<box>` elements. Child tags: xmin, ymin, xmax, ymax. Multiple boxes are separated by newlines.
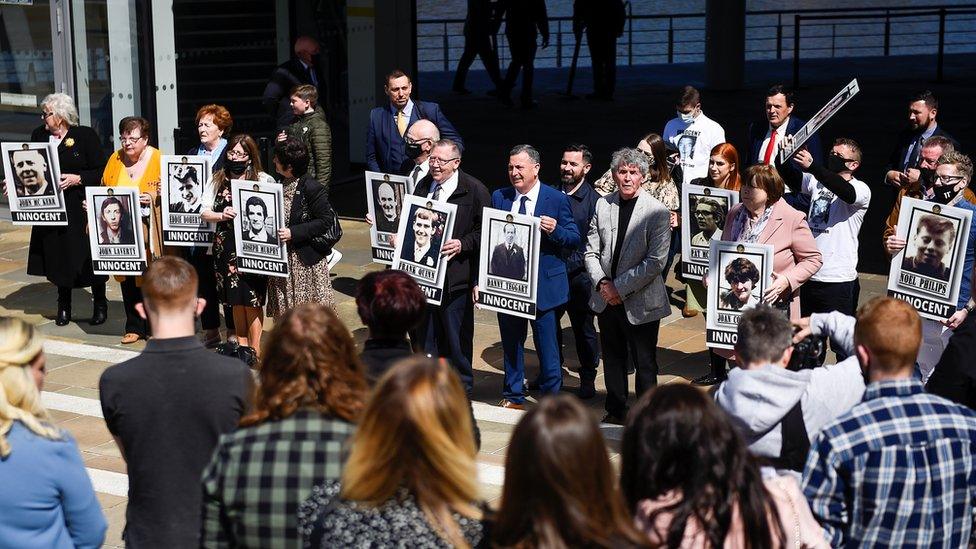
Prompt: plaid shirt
<box><xmin>201</xmin><ymin>410</ymin><xmax>355</xmax><ymax>548</ymax></box>
<box><xmin>802</xmin><ymin>379</ymin><xmax>976</xmax><ymax>547</ymax></box>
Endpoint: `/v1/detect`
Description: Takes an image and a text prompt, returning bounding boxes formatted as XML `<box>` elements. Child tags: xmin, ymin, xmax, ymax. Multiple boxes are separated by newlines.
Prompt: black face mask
<box><xmin>224</xmin><ymin>159</ymin><xmax>248</xmax><ymax>175</ymax></box>
<box><xmin>918</xmin><ymin>167</ymin><xmax>937</xmax><ymax>189</ymax></box>
<box><xmin>932</xmin><ymin>185</ymin><xmax>959</xmax><ymax>205</ymax></box>
<box><xmin>404</xmin><ymin>142</ymin><xmax>423</xmax><ymax>160</ymax></box>
<box><xmin>826</xmin><ymin>154</ymin><xmax>850</xmax><ymax>174</ymax></box>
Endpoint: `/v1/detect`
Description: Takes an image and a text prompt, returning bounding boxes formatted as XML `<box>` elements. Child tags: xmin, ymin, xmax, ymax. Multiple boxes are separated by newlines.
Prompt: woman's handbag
<box><xmin>309</xmin><ymin>206</ymin><xmax>342</xmax><ymax>255</ymax></box>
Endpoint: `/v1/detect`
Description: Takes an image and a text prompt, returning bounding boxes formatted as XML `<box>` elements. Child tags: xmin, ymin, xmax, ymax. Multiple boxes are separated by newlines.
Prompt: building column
<box><xmin>705</xmin><ymin>0</ymin><xmax>745</xmax><ymax>90</ymax></box>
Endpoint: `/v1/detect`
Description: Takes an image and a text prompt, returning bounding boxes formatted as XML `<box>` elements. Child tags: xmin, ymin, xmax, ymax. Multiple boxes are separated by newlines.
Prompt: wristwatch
<box><xmin>966</xmin><ymin>302</ymin><xmax>976</xmax><ymax>314</ymax></box>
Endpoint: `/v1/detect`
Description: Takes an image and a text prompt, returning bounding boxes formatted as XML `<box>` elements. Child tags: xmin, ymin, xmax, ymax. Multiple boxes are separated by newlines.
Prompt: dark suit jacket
<box><xmin>287</xmin><ymin>174</ymin><xmax>335</xmax><ymax>266</ymax></box>
<box><xmin>497</xmin><ymin>0</ymin><xmax>549</xmax><ymax>40</ymax></box>
<box><xmin>885</xmin><ymin>125</ymin><xmax>956</xmax><ymax>173</ymax></box>
<box><xmin>562</xmin><ymin>180</ymin><xmax>600</xmax><ymax>274</ymax></box>
<box><xmin>366</xmin><ymin>100</ymin><xmax>463</xmax><ymax>174</ymax></box>
<box><xmin>413</xmin><ymin>170</ymin><xmax>491</xmax><ymax>294</ymax></box>
<box><xmin>490</xmin><ymin>242</ymin><xmax>527</xmax><ymax>279</ymax></box>
<box><xmin>491</xmin><ymin>183</ymin><xmax>580</xmax><ymax>311</ymax></box>
<box><xmin>262</xmin><ymin>58</ymin><xmax>321</xmax><ymax>130</ymax></box>
<box><xmin>746</xmin><ymin>116</ymin><xmax>823</xmax><ymax>193</ymax></box>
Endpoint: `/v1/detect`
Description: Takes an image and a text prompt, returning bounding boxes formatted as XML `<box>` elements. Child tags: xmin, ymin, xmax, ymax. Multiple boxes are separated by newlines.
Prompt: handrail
<box><xmin>417</xmin><ymin>4</ymin><xmax>976</xmax><ymax>81</ymax></box>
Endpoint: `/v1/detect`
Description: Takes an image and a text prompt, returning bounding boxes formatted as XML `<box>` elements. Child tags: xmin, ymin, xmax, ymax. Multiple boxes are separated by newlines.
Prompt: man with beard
<box><xmin>98</xmin><ymin>196</ymin><xmax>135</xmax><ymax>245</ymax></box>
<box><xmin>243</xmin><ymin>196</ymin><xmax>276</xmax><ymax>244</ymax></box>
<box><xmin>885</xmin><ymin>90</ymin><xmax>957</xmax><ymax>188</ymax></box>
<box><xmin>374</xmin><ymin>182</ymin><xmax>400</xmax><ymax>233</ymax></box>
<box><xmin>11</xmin><ymin>148</ymin><xmax>54</xmax><ymax>197</ymax></box>
<box><xmin>553</xmin><ymin>143</ymin><xmax>600</xmax><ymax>398</ymax></box>
<box><xmin>170</xmin><ymin>165</ymin><xmax>202</xmax><ymax>214</ymax></box>
<box><xmin>719</xmin><ymin>258</ymin><xmax>760</xmax><ymax>311</ymax></box>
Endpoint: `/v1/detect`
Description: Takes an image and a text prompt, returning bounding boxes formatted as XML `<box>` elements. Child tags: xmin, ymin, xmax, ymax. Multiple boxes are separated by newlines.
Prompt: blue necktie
<box><xmin>518</xmin><ymin>195</ymin><xmax>528</xmax><ymax>215</ymax></box>
<box><xmin>430</xmin><ymin>182</ymin><xmax>442</xmax><ymax>201</ymax></box>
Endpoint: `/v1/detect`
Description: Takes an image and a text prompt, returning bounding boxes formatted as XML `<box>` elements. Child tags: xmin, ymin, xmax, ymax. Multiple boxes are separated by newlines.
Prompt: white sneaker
<box><xmin>326</xmin><ymin>249</ymin><xmax>342</xmax><ymax>270</ymax></box>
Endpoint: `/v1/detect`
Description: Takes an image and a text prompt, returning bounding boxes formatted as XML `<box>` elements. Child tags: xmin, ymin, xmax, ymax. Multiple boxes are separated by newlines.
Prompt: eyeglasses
<box><xmin>428</xmin><ymin>156</ymin><xmax>459</xmax><ymax>166</ymax></box>
<box><xmin>936</xmin><ymin>174</ymin><xmax>966</xmax><ymax>184</ymax></box>
<box><xmin>119</xmin><ymin>135</ymin><xmax>146</xmax><ymax>144</ymax></box>
<box><xmin>40</xmin><ymin>111</ymin><xmax>54</xmax><ymax>119</ymax></box>
<box><xmin>226</xmin><ymin>149</ymin><xmax>249</xmax><ymax>160</ymax></box>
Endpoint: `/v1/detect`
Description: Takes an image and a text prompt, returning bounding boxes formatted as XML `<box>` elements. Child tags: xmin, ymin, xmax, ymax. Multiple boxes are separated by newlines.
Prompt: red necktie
<box><xmin>762</xmin><ymin>129</ymin><xmax>778</xmax><ymax>165</ymax></box>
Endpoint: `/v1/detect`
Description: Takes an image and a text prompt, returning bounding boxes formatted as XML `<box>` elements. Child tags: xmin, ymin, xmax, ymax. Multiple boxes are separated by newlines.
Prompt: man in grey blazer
<box><xmin>585</xmin><ymin>148</ymin><xmax>672</xmax><ymax>424</ymax></box>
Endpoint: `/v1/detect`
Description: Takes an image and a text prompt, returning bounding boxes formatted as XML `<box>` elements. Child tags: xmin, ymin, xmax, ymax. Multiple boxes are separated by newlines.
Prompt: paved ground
<box><xmin>0</xmin><ymin>216</ymin><xmax>889</xmax><ymax>547</ymax></box>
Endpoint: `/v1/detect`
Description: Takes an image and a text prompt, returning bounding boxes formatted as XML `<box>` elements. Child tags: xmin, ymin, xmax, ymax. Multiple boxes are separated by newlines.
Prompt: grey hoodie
<box><xmin>714</xmin><ymin>312</ymin><xmax>866</xmax><ymax>466</ymax></box>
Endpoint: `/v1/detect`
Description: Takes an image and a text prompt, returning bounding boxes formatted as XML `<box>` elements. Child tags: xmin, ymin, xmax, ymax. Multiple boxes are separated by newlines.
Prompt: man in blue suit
<box><xmin>366</xmin><ymin>69</ymin><xmax>464</xmax><ymax>175</ymax></box>
<box><xmin>475</xmin><ymin>144</ymin><xmax>580</xmax><ymax>409</ymax></box>
<box><xmin>746</xmin><ymin>84</ymin><xmax>823</xmax><ymax>211</ymax></box>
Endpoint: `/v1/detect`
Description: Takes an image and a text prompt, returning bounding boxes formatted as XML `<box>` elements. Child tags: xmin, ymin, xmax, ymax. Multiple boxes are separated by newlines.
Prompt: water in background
<box><xmin>417</xmin><ymin>0</ymin><xmax>976</xmax><ymax>71</ymax></box>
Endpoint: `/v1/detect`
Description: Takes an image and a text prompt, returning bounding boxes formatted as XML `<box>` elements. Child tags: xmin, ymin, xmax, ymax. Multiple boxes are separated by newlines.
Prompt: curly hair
<box><xmin>724</xmin><ymin>258</ymin><xmax>760</xmax><ymax>285</ymax></box>
<box><xmin>195</xmin><ymin>104</ymin><xmax>233</xmax><ymax>132</ymax></box>
<box><xmin>621</xmin><ymin>384</ymin><xmax>784</xmax><ymax>549</ymax></box>
<box><xmin>240</xmin><ymin>304</ymin><xmax>368</xmax><ymax>426</ymax></box>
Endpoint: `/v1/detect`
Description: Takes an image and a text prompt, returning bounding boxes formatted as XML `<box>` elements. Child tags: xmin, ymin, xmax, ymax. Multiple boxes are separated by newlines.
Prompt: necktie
<box><xmin>518</xmin><ymin>195</ymin><xmax>529</xmax><ymax>215</ymax></box>
<box><xmin>762</xmin><ymin>128</ymin><xmax>778</xmax><ymax>165</ymax></box>
<box><xmin>307</xmin><ymin>65</ymin><xmax>317</xmax><ymax>87</ymax></box>
<box><xmin>396</xmin><ymin>110</ymin><xmax>408</xmax><ymax>137</ymax></box>
<box><xmin>411</xmin><ymin>165</ymin><xmax>422</xmax><ymax>186</ymax></box>
<box><xmin>906</xmin><ymin>135</ymin><xmax>924</xmax><ymax>169</ymax></box>
<box><xmin>431</xmin><ymin>182</ymin><xmax>442</xmax><ymax>201</ymax></box>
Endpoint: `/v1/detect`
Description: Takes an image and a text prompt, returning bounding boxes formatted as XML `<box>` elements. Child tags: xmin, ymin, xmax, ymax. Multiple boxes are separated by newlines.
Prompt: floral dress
<box><xmin>211</xmin><ymin>174</ymin><xmax>273</xmax><ymax>307</ymax></box>
<box><xmin>266</xmin><ymin>178</ymin><xmax>336</xmax><ymax>317</ymax></box>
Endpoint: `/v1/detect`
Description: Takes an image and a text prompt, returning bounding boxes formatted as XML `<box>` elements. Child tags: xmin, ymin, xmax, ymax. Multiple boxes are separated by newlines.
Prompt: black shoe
<box><xmin>577</xmin><ymin>381</ymin><xmax>596</xmax><ymax>400</ymax></box>
<box><xmin>55</xmin><ymin>305</ymin><xmax>71</xmax><ymax>326</ymax></box>
<box><xmin>691</xmin><ymin>372</ymin><xmax>728</xmax><ymax>386</ymax></box>
<box><xmin>90</xmin><ymin>301</ymin><xmax>108</xmax><ymax>325</ymax></box>
<box><xmin>236</xmin><ymin>345</ymin><xmax>259</xmax><ymax>368</ymax></box>
<box><xmin>525</xmin><ymin>378</ymin><xmax>542</xmax><ymax>391</ymax></box>
<box><xmin>601</xmin><ymin>413</ymin><xmax>625</xmax><ymax>426</ymax></box>
<box><xmin>215</xmin><ymin>340</ymin><xmax>239</xmax><ymax>357</ymax></box>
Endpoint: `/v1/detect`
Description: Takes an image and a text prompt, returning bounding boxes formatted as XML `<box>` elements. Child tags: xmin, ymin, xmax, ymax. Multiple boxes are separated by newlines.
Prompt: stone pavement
<box><xmin>0</xmin><ymin>217</ymin><xmax>888</xmax><ymax>547</ymax></box>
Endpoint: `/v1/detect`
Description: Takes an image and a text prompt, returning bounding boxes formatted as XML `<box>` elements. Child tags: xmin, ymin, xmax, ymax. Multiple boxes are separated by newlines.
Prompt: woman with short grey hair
<box><xmin>24</xmin><ymin>93</ymin><xmax>109</xmax><ymax>327</ymax></box>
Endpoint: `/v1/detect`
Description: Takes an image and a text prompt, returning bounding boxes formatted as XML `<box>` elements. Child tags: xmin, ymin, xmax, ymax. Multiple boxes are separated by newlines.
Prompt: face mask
<box><xmin>224</xmin><ymin>159</ymin><xmax>248</xmax><ymax>175</ymax></box>
<box><xmin>678</xmin><ymin>111</ymin><xmax>696</xmax><ymax>123</ymax></box>
<box><xmin>918</xmin><ymin>167</ymin><xmax>937</xmax><ymax>189</ymax></box>
<box><xmin>932</xmin><ymin>184</ymin><xmax>959</xmax><ymax>205</ymax></box>
<box><xmin>826</xmin><ymin>154</ymin><xmax>849</xmax><ymax>174</ymax></box>
<box><xmin>404</xmin><ymin>141</ymin><xmax>423</xmax><ymax>160</ymax></box>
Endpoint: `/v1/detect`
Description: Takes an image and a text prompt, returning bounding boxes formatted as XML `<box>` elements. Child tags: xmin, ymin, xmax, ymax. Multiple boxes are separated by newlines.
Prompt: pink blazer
<box><xmin>721</xmin><ymin>198</ymin><xmax>822</xmax><ymax>319</ymax></box>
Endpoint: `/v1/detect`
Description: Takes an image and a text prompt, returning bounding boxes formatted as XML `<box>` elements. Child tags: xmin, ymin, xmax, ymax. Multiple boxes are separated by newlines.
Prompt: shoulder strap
<box><xmin>768</xmin><ymin>400</ymin><xmax>810</xmax><ymax>473</ymax></box>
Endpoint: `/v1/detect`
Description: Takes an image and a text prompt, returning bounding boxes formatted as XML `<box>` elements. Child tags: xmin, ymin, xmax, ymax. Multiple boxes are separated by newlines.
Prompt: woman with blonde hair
<box><xmin>202</xmin><ymin>303</ymin><xmax>368</xmax><ymax>547</ymax></box>
<box><xmin>299</xmin><ymin>356</ymin><xmax>489</xmax><ymax>548</ymax></box>
<box><xmin>0</xmin><ymin>317</ymin><xmax>106</xmax><ymax>547</ymax></box>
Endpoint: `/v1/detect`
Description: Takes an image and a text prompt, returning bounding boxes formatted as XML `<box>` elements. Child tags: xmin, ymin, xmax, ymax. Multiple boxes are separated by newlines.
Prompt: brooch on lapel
<box><xmin>303</xmin><ymin>126</ymin><xmax>309</xmax><ymax>133</ymax></box>
<box><xmin>64</xmin><ymin>138</ymin><xmax>75</xmax><ymax>148</ymax></box>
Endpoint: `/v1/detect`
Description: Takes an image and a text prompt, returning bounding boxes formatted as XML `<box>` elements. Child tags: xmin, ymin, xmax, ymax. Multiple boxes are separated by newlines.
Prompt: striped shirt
<box><xmin>802</xmin><ymin>379</ymin><xmax>976</xmax><ymax>547</ymax></box>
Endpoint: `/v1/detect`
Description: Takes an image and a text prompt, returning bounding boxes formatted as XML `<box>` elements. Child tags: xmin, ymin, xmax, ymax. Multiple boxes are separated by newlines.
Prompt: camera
<box><xmin>787</xmin><ymin>334</ymin><xmax>826</xmax><ymax>371</ymax></box>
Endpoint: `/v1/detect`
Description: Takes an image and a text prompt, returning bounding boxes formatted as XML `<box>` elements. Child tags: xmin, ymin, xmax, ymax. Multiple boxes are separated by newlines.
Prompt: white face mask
<box><xmin>678</xmin><ymin>110</ymin><xmax>697</xmax><ymax>123</ymax></box>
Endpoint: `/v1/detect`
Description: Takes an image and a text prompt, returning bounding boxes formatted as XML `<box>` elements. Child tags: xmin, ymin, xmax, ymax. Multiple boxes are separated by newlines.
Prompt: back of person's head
<box><xmin>241</xmin><ymin>304</ymin><xmax>367</xmax><ymax>427</ymax></box>
<box><xmin>0</xmin><ymin>317</ymin><xmax>60</xmax><ymax>457</ymax></box>
<box><xmin>676</xmin><ymin>85</ymin><xmax>701</xmax><ymax>108</ymax></box>
<box><xmin>736</xmin><ymin>304</ymin><xmax>794</xmax><ymax>367</ymax></box>
<box><xmin>141</xmin><ymin>256</ymin><xmax>198</xmax><ymax>313</ymax></box>
<box><xmin>342</xmin><ymin>356</ymin><xmax>480</xmax><ymax>547</ymax></box>
<box><xmin>621</xmin><ymin>384</ymin><xmax>783</xmax><ymax>549</ymax></box>
<box><xmin>854</xmin><ymin>297</ymin><xmax>921</xmax><ymax>378</ymax></box>
<box><xmin>274</xmin><ymin>135</ymin><xmax>310</xmax><ymax>176</ymax></box>
<box><xmin>494</xmin><ymin>395</ymin><xmax>647</xmax><ymax>549</ymax></box>
<box><xmin>356</xmin><ymin>270</ymin><xmax>426</xmax><ymax>339</ymax></box>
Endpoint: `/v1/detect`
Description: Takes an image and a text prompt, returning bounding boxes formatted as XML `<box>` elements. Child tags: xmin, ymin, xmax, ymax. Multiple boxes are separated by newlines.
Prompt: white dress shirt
<box><xmin>510</xmin><ymin>180</ymin><xmax>542</xmax><ymax>217</ymax></box>
<box><xmin>759</xmin><ymin>116</ymin><xmax>791</xmax><ymax>164</ymax></box>
<box><xmin>428</xmin><ymin>170</ymin><xmax>458</xmax><ymax>202</ymax></box>
<box><xmin>408</xmin><ymin>159</ymin><xmax>430</xmax><ymax>191</ymax></box>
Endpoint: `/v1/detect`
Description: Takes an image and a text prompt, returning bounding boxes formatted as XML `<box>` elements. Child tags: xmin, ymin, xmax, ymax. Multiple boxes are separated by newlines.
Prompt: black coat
<box><xmin>262</xmin><ymin>58</ymin><xmax>321</xmax><ymax>130</ymax></box>
<box><xmin>286</xmin><ymin>173</ymin><xmax>335</xmax><ymax>267</ymax></box>
<box><xmin>413</xmin><ymin>170</ymin><xmax>491</xmax><ymax>295</ymax></box>
<box><xmin>26</xmin><ymin>125</ymin><xmax>108</xmax><ymax>288</ymax></box>
<box><xmin>885</xmin><ymin>125</ymin><xmax>956</xmax><ymax>173</ymax></box>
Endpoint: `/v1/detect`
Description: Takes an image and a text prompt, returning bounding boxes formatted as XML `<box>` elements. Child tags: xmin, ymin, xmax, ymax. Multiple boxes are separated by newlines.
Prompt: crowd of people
<box><xmin>2</xmin><ymin>31</ymin><xmax>976</xmax><ymax>547</ymax></box>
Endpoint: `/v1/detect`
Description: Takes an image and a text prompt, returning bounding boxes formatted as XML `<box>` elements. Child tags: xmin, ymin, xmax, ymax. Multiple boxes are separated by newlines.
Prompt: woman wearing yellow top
<box><xmin>100</xmin><ymin>117</ymin><xmax>162</xmax><ymax>344</ymax></box>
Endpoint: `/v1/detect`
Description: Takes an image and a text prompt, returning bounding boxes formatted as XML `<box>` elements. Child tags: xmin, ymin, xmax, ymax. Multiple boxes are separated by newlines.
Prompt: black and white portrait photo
<box><xmin>717</xmin><ymin>256</ymin><xmax>761</xmax><ymax>312</ymax></box>
<box><xmin>808</xmin><ymin>188</ymin><xmax>833</xmax><ymax>231</ymax></box>
<box><xmin>241</xmin><ymin>193</ymin><xmax>279</xmax><ymax>245</ymax></box>
<box><xmin>488</xmin><ymin>220</ymin><xmax>529</xmax><ymax>281</ymax></box>
<box><xmin>160</xmin><ymin>155</ymin><xmax>213</xmax><ymax>247</ymax></box>
<box><xmin>391</xmin><ymin>194</ymin><xmax>457</xmax><ymax>305</ymax></box>
<box><xmin>677</xmin><ymin>133</ymin><xmax>697</xmax><ymax>162</ymax></box>
<box><xmin>9</xmin><ymin>147</ymin><xmax>55</xmax><ymax>198</ymax></box>
<box><xmin>400</xmin><ymin>205</ymin><xmax>444</xmax><ymax>268</ymax></box>
<box><xmin>168</xmin><ymin>163</ymin><xmax>204</xmax><ymax>214</ymax></box>
<box><xmin>373</xmin><ymin>180</ymin><xmax>403</xmax><ymax>234</ymax></box>
<box><xmin>2</xmin><ymin>142</ymin><xmax>67</xmax><ymax>225</ymax></box>
<box><xmin>365</xmin><ymin>171</ymin><xmax>411</xmax><ymax>264</ymax></box>
<box><xmin>680</xmin><ymin>184</ymin><xmax>738</xmax><ymax>281</ymax></box>
<box><xmin>901</xmin><ymin>213</ymin><xmax>957</xmax><ymax>283</ymax></box>
<box><xmin>706</xmin><ymin>240</ymin><xmax>773</xmax><ymax>349</ymax></box>
<box><xmin>96</xmin><ymin>195</ymin><xmax>136</xmax><ymax>246</ymax></box>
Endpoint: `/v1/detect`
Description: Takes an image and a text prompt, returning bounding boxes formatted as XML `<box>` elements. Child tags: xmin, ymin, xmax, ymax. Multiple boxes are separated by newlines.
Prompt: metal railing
<box><xmin>417</xmin><ymin>4</ymin><xmax>976</xmax><ymax>79</ymax></box>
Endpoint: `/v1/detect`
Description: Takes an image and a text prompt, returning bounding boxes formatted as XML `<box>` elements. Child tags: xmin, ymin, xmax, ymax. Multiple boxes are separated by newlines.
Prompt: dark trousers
<box><xmin>800</xmin><ymin>279</ymin><xmax>860</xmax><ymax>361</ymax></box>
<box><xmin>187</xmin><ymin>249</ymin><xmax>234</xmax><ymax>332</ymax></box>
<box><xmin>503</xmin><ymin>36</ymin><xmax>538</xmax><ymax>103</ymax></box>
<box><xmin>120</xmin><ymin>277</ymin><xmax>148</xmax><ymax>337</ymax></box>
<box><xmin>598</xmin><ymin>305</ymin><xmax>660</xmax><ymax>417</ymax></box>
<box><xmin>414</xmin><ymin>289</ymin><xmax>475</xmax><ymax>394</ymax></box>
<box><xmin>587</xmin><ymin>30</ymin><xmax>618</xmax><ymax>98</ymax></box>
<box><xmin>499</xmin><ymin>307</ymin><xmax>561</xmax><ymax>403</ymax></box>
<box><xmin>453</xmin><ymin>30</ymin><xmax>503</xmax><ymax>90</ymax></box>
<box><xmin>663</xmin><ymin>226</ymin><xmax>681</xmax><ymax>282</ymax></box>
<box><xmin>555</xmin><ymin>270</ymin><xmax>600</xmax><ymax>382</ymax></box>
<box><xmin>57</xmin><ymin>279</ymin><xmax>107</xmax><ymax>307</ymax></box>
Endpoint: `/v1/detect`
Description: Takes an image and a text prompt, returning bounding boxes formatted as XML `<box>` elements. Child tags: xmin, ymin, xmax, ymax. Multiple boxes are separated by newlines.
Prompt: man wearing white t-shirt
<box><xmin>662</xmin><ymin>86</ymin><xmax>726</xmax><ymax>185</ymax></box>
<box><xmin>791</xmin><ymin>138</ymin><xmax>871</xmax><ymax>361</ymax></box>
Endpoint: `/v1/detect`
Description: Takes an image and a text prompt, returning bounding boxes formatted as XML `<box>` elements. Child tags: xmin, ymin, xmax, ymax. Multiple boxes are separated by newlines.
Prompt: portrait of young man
<box><xmin>242</xmin><ymin>195</ymin><xmax>277</xmax><ymax>244</ymax></box>
<box><xmin>902</xmin><ymin>213</ymin><xmax>956</xmax><ymax>282</ymax></box>
<box><xmin>97</xmin><ymin>196</ymin><xmax>135</xmax><ymax>246</ymax></box>
<box><xmin>169</xmin><ymin>164</ymin><xmax>203</xmax><ymax>214</ymax></box>
<box><xmin>489</xmin><ymin>222</ymin><xmax>527</xmax><ymax>280</ymax></box>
